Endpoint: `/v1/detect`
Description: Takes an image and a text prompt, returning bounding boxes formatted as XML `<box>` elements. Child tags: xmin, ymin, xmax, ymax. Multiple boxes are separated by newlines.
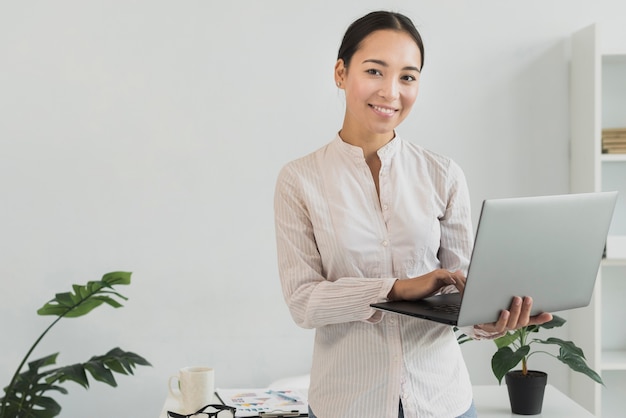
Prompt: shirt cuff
<box><xmin>364</xmin><ymin>278</ymin><xmax>397</xmax><ymax>324</ymax></box>
<box><xmin>459</xmin><ymin>325</ymin><xmax>506</xmax><ymax>340</ymax></box>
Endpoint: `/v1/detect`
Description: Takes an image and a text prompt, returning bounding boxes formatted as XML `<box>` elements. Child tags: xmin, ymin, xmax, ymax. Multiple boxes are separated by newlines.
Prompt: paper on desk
<box><xmin>216</xmin><ymin>388</ymin><xmax>308</xmax><ymax>417</ymax></box>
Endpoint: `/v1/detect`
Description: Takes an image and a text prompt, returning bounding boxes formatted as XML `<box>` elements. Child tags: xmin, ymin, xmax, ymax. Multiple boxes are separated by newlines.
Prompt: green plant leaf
<box><xmin>0</xmin><ymin>354</ymin><xmax>64</xmax><ymax>418</ymax></box>
<box><xmin>491</xmin><ymin>345</ymin><xmax>530</xmax><ymax>384</ymax></box>
<box><xmin>526</xmin><ymin>324</ymin><xmax>541</xmax><ymax>333</ymax></box>
<box><xmin>102</xmin><ymin>347</ymin><xmax>152</xmax><ymax>373</ymax></box>
<box><xmin>537</xmin><ymin>337</ymin><xmax>585</xmax><ymax>358</ymax></box>
<box><xmin>494</xmin><ymin>330</ymin><xmax>520</xmax><ymax>349</ymax></box>
<box><xmin>538</xmin><ymin>314</ymin><xmax>566</xmax><ymax>330</ymax></box>
<box><xmin>45</xmin><ymin>364</ymin><xmax>89</xmax><ymax>389</ymax></box>
<box><xmin>534</xmin><ymin>337</ymin><xmax>604</xmax><ymax>385</ymax></box>
<box><xmin>559</xmin><ymin>350</ymin><xmax>604</xmax><ymax>385</ymax></box>
<box><xmin>453</xmin><ymin>327</ymin><xmax>473</xmax><ymax>344</ymax></box>
<box><xmin>488</xmin><ymin>315</ymin><xmax>602</xmax><ymax>388</ymax></box>
<box><xmin>1</xmin><ymin>395</ymin><xmax>62</xmax><ymax>418</ymax></box>
<box><xmin>37</xmin><ymin>272</ymin><xmax>131</xmax><ymax>318</ymax></box>
<box><xmin>1</xmin><ymin>272</ymin><xmax>148</xmax><ymax>418</ymax></box>
<box><xmin>101</xmin><ymin>271</ymin><xmax>132</xmax><ymax>286</ymax></box>
<box><xmin>456</xmin><ymin>334</ymin><xmax>473</xmax><ymax>344</ymax></box>
<box><xmin>45</xmin><ymin>348</ymin><xmax>152</xmax><ymax>390</ymax></box>
<box><xmin>25</xmin><ymin>396</ymin><xmax>62</xmax><ymax>418</ymax></box>
<box><xmin>84</xmin><ymin>362</ymin><xmax>116</xmax><ymax>387</ymax></box>
<box><xmin>60</xmin><ymin>298</ymin><xmax>106</xmax><ymax>318</ymax></box>
<box><xmin>28</xmin><ymin>353</ymin><xmax>59</xmax><ymax>371</ymax></box>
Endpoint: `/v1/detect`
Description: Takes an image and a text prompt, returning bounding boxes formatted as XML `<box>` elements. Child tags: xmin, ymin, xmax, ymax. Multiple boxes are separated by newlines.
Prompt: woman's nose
<box><xmin>379</xmin><ymin>79</ymin><xmax>400</xmax><ymax>100</ymax></box>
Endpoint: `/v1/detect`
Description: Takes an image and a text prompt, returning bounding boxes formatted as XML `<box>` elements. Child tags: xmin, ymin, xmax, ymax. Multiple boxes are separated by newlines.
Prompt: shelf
<box><xmin>602</xmin><ymin>52</ymin><xmax>626</xmax><ymax>60</ymax></box>
<box><xmin>570</xmin><ymin>23</ymin><xmax>626</xmax><ymax>416</ymax></box>
<box><xmin>602</xmin><ymin>258</ymin><xmax>626</xmax><ymax>267</ymax></box>
<box><xmin>601</xmin><ymin>154</ymin><xmax>626</xmax><ymax>162</ymax></box>
<box><xmin>602</xmin><ymin>350</ymin><xmax>626</xmax><ymax>370</ymax></box>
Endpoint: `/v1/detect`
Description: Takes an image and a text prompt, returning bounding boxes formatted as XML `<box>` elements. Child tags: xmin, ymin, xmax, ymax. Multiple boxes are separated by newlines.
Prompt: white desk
<box><xmin>160</xmin><ymin>394</ymin><xmax>221</xmax><ymax>418</ymax></box>
<box><xmin>473</xmin><ymin>385</ymin><xmax>594</xmax><ymax>417</ymax></box>
<box><xmin>160</xmin><ymin>385</ymin><xmax>593</xmax><ymax>417</ymax></box>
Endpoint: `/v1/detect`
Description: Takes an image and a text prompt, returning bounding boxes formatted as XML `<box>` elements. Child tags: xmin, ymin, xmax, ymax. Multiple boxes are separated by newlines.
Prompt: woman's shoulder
<box><xmin>277</xmin><ymin>139</ymin><xmax>335</xmax><ymax>181</ymax></box>
<box><xmin>281</xmin><ymin>143</ymin><xmax>327</xmax><ymax>169</ymax></box>
<box><xmin>400</xmin><ymin>138</ymin><xmax>459</xmax><ymax>170</ymax></box>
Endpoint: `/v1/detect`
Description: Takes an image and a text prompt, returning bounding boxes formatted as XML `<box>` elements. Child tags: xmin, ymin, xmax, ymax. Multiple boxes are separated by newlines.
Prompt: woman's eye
<box><xmin>402</xmin><ymin>75</ymin><xmax>417</xmax><ymax>82</ymax></box>
<box><xmin>366</xmin><ymin>69</ymin><xmax>382</xmax><ymax>76</ymax></box>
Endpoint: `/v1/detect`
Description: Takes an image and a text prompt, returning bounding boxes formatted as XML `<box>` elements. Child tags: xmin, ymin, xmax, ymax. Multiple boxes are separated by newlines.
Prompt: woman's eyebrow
<box><xmin>363</xmin><ymin>58</ymin><xmax>388</xmax><ymax>67</ymax></box>
<box><xmin>362</xmin><ymin>59</ymin><xmax>420</xmax><ymax>73</ymax></box>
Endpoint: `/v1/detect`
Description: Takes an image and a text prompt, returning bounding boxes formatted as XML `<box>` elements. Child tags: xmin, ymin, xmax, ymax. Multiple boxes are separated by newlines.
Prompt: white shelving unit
<box><xmin>570</xmin><ymin>23</ymin><xmax>626</xmax><ymax>417</ymax></box>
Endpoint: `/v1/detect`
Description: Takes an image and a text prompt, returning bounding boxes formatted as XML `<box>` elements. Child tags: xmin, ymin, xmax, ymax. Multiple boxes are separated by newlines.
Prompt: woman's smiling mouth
<box><xmin>370</xmin><ymin>104</ymin><xmax>397</xmax><ymax>116</ymax></box>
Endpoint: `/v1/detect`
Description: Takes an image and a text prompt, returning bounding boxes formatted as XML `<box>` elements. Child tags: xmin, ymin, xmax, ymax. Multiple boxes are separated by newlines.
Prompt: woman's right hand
<box><xmin>386</xmin><ymin>269</ymin><xmax>465</xmax><ymax>301</ymax></box>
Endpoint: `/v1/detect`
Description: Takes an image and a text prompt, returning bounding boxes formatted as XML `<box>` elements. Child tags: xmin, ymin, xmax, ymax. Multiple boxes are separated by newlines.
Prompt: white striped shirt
<box><xmin>274</xmin><ymin>134</ymin><xmax>474</xmax><ymax>418</ymax></box>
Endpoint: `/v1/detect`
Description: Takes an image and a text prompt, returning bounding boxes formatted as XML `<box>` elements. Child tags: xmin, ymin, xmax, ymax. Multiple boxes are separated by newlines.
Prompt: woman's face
<box><xmin>336</xmin><ymin>29</ymin><xmax>422</xmax><ymax>143</ymax></box>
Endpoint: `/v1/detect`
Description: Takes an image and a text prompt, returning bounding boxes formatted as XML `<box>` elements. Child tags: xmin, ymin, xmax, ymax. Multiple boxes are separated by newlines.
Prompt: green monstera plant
<box><xmin>0</xmin><ymin>271</ymin><xmax>151</xmax><ymax>418</ymax></box>
<box><xmin>490</xmin><ymin>314</ymin><xmax>603</xmax><ymax>385</ymax></box>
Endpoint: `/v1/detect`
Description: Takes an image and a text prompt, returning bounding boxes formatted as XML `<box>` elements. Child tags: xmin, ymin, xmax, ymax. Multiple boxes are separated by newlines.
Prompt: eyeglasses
<box><xmin>167</xmin><ymin>404</ymin><xmax>237</xmax><ymax>418</ymax></box>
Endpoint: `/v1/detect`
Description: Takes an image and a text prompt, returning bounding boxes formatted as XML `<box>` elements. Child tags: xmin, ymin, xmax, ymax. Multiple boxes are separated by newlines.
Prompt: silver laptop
<box><xmin>371</xmin><ymin>191</ymin><xmax>618</xmax><ymax>327</ymax></box>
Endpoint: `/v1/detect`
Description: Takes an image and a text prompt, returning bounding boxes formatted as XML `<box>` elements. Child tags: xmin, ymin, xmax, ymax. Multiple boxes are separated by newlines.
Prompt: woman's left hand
<box><xmin>474</xmin><ymin>296</ymin><xmax>553</xmax><ymax>335</ymax></box>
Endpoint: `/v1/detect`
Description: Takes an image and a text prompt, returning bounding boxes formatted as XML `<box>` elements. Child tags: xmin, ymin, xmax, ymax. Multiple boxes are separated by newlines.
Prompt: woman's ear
<box><xmin>334</xmin><ymin>59</ymin><xmax>346</xmax><ymax>88</ymax></box>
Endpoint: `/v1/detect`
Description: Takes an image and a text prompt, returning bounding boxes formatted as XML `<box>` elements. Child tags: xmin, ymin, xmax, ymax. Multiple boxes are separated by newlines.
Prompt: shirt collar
<box><xmin>333</xmin><ymin>132</ymin><xmax>402</xmax><ymax>162</ymax></box>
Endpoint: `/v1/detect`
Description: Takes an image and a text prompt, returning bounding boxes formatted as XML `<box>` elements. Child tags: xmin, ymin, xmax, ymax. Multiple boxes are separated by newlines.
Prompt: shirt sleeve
<box><xmin>274</xmin><ymin>164</ymin><xmax>396</xmax><ymax>329</ymax></box>
<box><xmin>438</xmin><ymin>159</ymin><xmax>474</xmax><ymax>275</ymax></box>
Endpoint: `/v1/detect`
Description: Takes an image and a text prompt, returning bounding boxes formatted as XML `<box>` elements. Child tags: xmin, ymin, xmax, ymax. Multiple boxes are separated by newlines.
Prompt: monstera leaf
<box><xmin>0</xmin><ymin>272</ymin><xmax>150</xmax><ymax>418</ymax></box>
<box><xmin>37</xmin><ymin>271</ymin><xmax>131</xmax><ymax>318</ymax></box>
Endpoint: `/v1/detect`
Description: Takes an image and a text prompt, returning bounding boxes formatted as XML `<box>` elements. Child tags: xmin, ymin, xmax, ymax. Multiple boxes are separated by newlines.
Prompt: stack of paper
<box><xmin>602</xmin><ymin>128</ymin><xmax>626</xmax><ymax>154</ymax></box>
<box><xmin>216</xmin><ymin>388</ymin><xmax>308</xmax><ymax>417</ymax></box>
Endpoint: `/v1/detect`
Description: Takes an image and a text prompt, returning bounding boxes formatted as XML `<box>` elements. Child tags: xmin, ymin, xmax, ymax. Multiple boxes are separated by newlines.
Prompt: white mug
<box><xmin>168</xmin><ymin>366</ymin><xmax>215</xmax><ymax>414</ymax></box>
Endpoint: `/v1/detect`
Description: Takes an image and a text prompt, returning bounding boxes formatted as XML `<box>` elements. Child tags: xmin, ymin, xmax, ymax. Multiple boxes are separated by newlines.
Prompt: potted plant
<box><xmin>490</xmin><ymin>314</ymin><xmax>603</xmax><ymax>415</ymax></box>
<box><xmin>0</xmin><ymin>271</ymin><xmax>151</xmax><ymax>418</ymax></box>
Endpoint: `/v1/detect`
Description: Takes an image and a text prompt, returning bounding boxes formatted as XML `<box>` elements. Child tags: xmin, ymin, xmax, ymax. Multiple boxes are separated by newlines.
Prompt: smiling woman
<box><xmin>334</xmin><ymin>13</ymin><xmax>424</xmax><ymax>186</ymax></box>
<box><xmin>335</xmin><ymin>29</ymin><xmax>422</xmax><ymax>171</ymax></box>
<box><xmin>273</xmin><ymin>10</ymin><xmax>552</xmax><ymax>418</ymax></box>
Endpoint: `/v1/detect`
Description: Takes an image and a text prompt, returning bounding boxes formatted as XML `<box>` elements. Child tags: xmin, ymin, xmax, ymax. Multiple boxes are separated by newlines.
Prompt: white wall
<box><xmin>1</xmin><ymin>1</ymin><xmax>625</xmax><ymax>416</ymax></box>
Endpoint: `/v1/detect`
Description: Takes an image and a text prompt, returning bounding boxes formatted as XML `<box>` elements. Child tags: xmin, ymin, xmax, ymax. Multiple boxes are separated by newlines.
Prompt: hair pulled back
<box><xmin>337</xmin><ymin>11</ymin><xmax>424</xmax><ymax>70</ymax></box>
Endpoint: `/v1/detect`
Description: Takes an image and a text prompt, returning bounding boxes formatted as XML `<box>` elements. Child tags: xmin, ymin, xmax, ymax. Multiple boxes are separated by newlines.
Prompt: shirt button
<box><xmin>382</xmin><ymin>240</ymin><xmax>389</xmax><ymax>246</ymax></box>
<box><xmin>382</xmin><ymin>204</ymin><xmax>388</xmax><ymax>211</ymax></box>
<box><xmin>402</xmin><ymin>393</ymin><xmax>409</xmax><ymax>399</ymax></box>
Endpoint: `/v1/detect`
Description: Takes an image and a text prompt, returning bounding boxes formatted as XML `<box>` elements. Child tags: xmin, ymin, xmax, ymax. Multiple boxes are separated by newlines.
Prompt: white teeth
<box><xmin>372</xmin><ymin>105</ymin><xmax>395</xmax><ymax>115</ymax></box>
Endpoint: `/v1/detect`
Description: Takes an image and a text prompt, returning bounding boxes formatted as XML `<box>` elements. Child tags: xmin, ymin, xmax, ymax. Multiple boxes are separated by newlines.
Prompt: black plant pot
<box><xmin>505</xmin><ymin>370</ymin><xmax>548</xmax><ymax>415</ymax></box>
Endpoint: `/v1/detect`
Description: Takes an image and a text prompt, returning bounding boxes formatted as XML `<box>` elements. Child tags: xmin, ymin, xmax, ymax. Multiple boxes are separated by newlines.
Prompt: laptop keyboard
<box><xmin>425</xmin><ymin>304</ymin><xmax>461</xmax><ymax>314</ymax></box>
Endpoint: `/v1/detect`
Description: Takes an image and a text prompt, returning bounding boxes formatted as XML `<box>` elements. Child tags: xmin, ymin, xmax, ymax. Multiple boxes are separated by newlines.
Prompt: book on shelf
<box><xmin>602</xmin><ymin>127</ymin><xmax>626</xmax><ymax>154</ymax></box>
<box><xmin>602</xmin><ymin>144</ymin><xmax>626</xmax><ymax>154</ymax></box>
<box><xmin>602</xmin><ymin>127</ymin><xmax>626</xmax><ymax>134</ymax></box>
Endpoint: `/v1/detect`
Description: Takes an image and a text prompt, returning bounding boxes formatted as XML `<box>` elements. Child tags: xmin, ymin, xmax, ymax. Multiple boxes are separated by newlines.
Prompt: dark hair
<box><xmin>337</xmin><ymin>11</ymin><xmax>424</xmax><ymax>70</ymax></box>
